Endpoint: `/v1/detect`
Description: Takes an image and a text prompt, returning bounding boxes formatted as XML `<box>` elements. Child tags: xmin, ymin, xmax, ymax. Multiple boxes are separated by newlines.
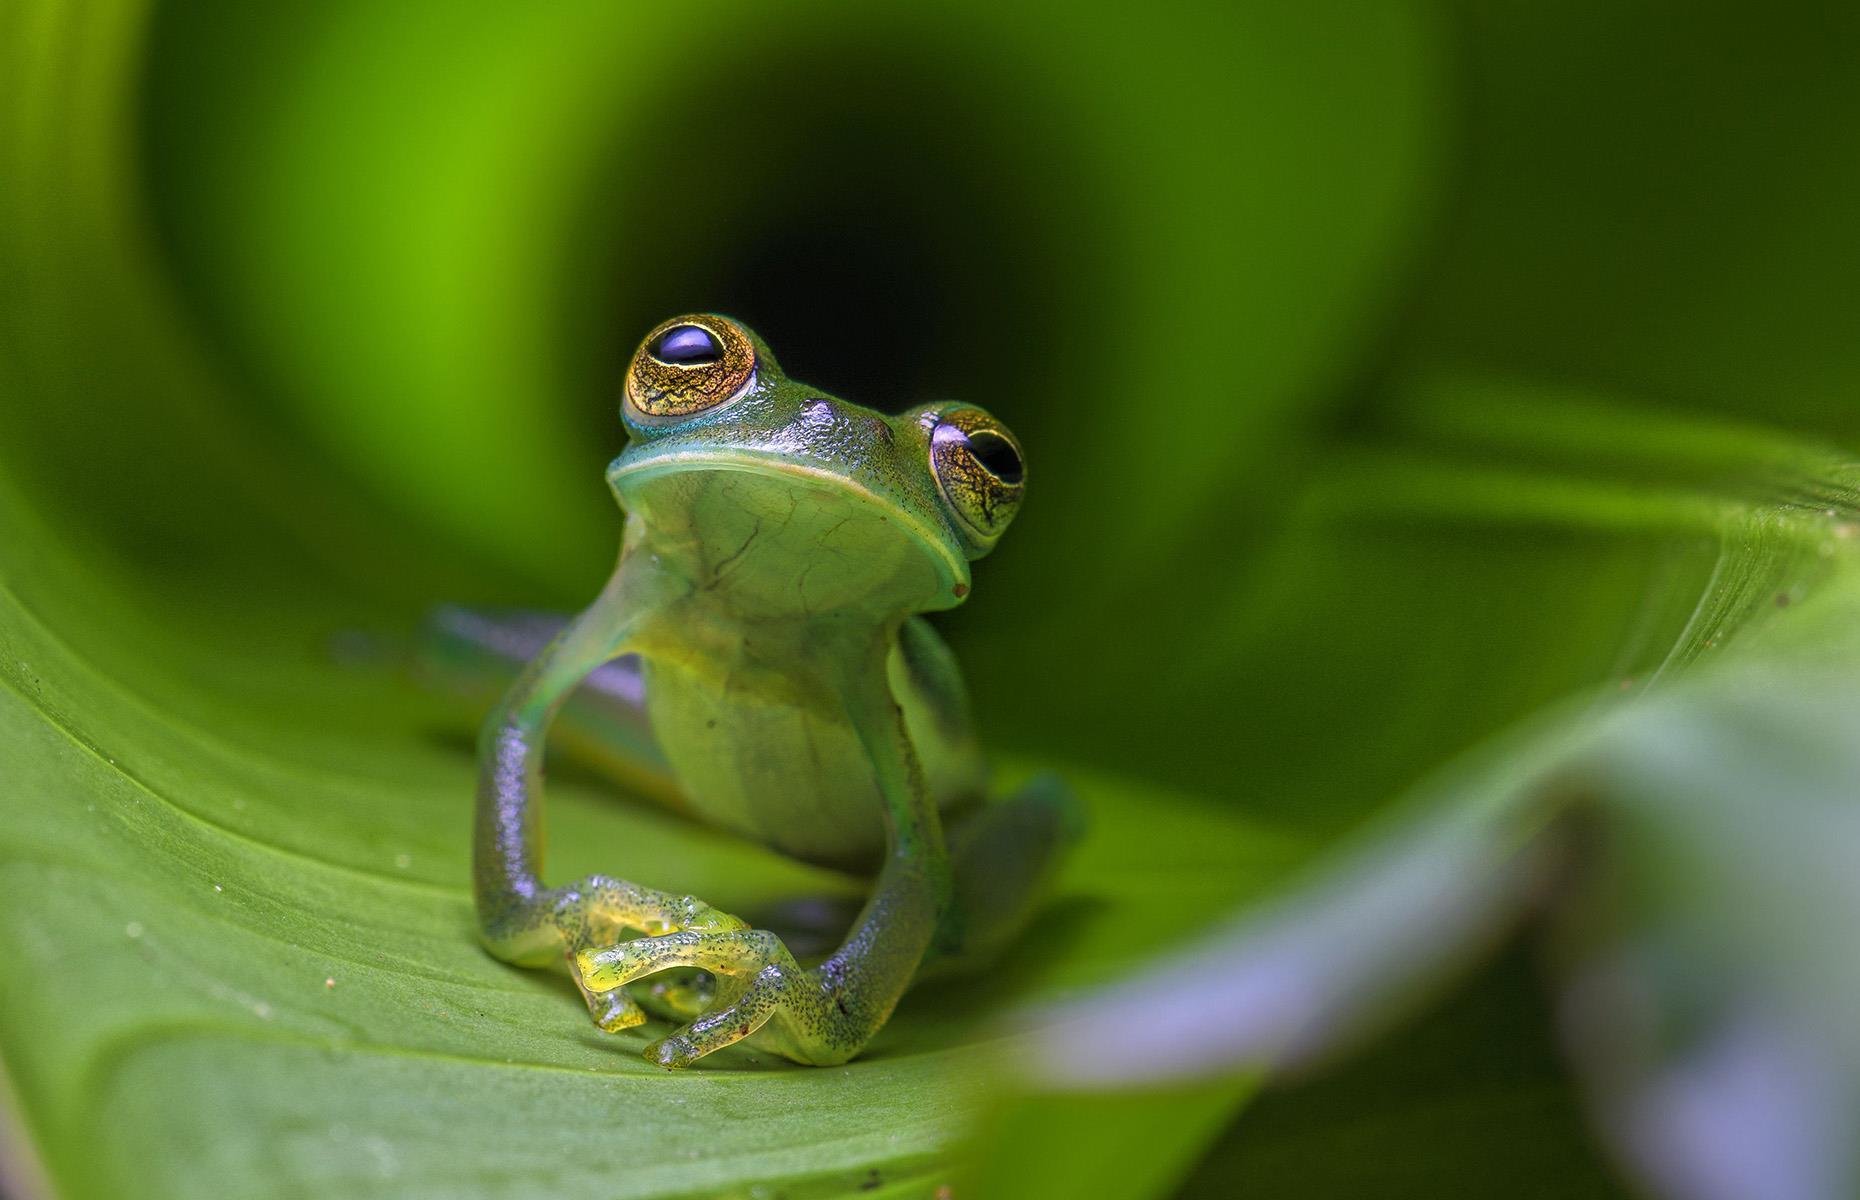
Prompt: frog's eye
<box><xmin>626</xmin><ymin>314</ymin><xmax>756</xmax><ymax>419</ymax></box>
<box><xmin>929</xmin><ymin>408</ymin><xmax>1025</xmax><ymax>548</ymax></box>
<box><xmin>650</xmin><ymin>324</ymin><xmax>723</xmax><ymax>364</ymax></box>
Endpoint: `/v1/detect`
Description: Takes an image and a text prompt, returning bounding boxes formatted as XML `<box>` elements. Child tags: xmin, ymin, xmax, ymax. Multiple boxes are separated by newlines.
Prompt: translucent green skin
<box><xmin>473</xmin><ymin>321</ymin><xmax>1073</xmax><ymax>1067</ymax></box>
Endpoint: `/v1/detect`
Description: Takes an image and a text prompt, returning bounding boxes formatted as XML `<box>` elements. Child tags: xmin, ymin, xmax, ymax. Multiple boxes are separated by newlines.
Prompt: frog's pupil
<box><xmin>650</xmin><ymin>325</ymin><xmax>723</xmax><ymax>365</ymax></box>
<box><xmin>965</xmin><ymin>430</ymin><xmax>1023</xmax><ymax>485</ymax></box>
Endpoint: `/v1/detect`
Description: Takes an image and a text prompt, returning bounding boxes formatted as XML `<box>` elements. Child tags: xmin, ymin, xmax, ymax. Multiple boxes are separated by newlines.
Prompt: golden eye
<box><xmin>929</xmin><ymin>407</ymin><xmax>1025</xmax><ymax>546</ymax></box>
<box><xmin>625</xmin><ymin>314</ymin><xmax>756</xmax><ymax>419</ymax></box>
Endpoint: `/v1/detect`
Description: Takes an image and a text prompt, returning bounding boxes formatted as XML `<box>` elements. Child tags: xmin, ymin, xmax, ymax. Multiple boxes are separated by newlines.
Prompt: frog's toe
<box><xmin>643</xmin><ymin>1034</ymin><xmax>699</xmax><ymax>1069</ymax></box>
<box><xmin>569</xmin><ymin>950</ymin><xmax>649</xmax><ymax>1031</ymax></box>
<box><xmin>588</xmin><ymin>989</ymin><xmax>649</xmax><ymax>1032</ymax></box>
<box><xmin>642</xmin><ymin>961</ymin><xmax>798</xmax><ymax>1067</ymax></box>
<box><xmin>670</xmin><ymin>897</ymin><xmax>750</xmax><ymax>935</ymax></box>
<box><xmin>567</xmin><ymin>926</ymin><xmax>816</xmax><ymax>1065</ymax></box>
<box><xmin>578</xmin><ymin>928</ymin><xmax>786</xmax><ymax>992</ymax></box>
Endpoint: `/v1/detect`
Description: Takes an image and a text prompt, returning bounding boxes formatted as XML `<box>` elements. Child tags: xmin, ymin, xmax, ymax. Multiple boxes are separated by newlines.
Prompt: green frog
<box><xmin>466</xmin><ymin>313</ymin><xmax>1077</xmax><ymax>1068</ymax></box>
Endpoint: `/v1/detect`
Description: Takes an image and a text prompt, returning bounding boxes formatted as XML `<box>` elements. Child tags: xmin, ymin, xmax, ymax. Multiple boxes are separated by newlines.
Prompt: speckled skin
<box><xmin>473</xmin><ymin>315</ymin><xmax>1075</xmax><ymax>1067</ymax></box>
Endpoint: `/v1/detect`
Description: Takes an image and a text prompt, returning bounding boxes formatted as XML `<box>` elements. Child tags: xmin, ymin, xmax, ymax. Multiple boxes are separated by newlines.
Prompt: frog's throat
<box><xmin>608</xmin><ymin>450</ymin><xmax>971</xmax><ymax>596</ymax></box>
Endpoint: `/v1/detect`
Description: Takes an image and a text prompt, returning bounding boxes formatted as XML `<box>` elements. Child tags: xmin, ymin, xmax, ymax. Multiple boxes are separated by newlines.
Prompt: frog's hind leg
<box><xmin>928</xmin><ymin>771</ymin><xmax>1084</xmax><ymax>974</ymax></box>
<box><xmin>419</xmin><ymin>606</ymin><xmax>570</xmax><ymax>686</ymax></box>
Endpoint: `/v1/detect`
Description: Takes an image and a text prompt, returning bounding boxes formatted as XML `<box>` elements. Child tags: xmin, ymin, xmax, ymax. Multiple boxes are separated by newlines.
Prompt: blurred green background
<box><xmin>5</xmin><ymin>1</ymin><xmax>1860</xmax><ymax>1197</ymax></box>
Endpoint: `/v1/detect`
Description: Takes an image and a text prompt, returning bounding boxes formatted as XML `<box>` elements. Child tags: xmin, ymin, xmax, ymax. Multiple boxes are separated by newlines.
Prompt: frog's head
<box><xmin>607</xmin><ymin>314</ymin><xmax>1025</xmax><ymax>615</ymax></box>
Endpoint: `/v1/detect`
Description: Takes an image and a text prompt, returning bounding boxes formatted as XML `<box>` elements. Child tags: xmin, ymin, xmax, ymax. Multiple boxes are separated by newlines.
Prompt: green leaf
<box><xmin>5</xmin><ymin>2</ymin><xmax>1437</xmax><ymax>1193</ymax></box>
<box><xmin>11</xmin><ymin>0</ymin><xmax>1860</xmax><ymax>1197</ymax></box>
<box><xmin>977</xmin><ymin>418</ymin><xmax>1860</xmax><ymax>1193</ymax></box>
<box><xmin>0</xmin><ymin>428</ymin><xmax>1306</xmax><ymax>1197</ymax></box>
<box><xmin>0</xmin><ymin>536</ymin><xmax>1306</xmax><ymax>1198</ymax></box>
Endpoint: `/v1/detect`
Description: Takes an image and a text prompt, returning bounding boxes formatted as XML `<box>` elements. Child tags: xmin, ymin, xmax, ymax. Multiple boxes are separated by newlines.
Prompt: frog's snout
<box><xmin>798</xmin><ymin>395</ymin><xmax>893</xmax><ymax>447</ymax></box>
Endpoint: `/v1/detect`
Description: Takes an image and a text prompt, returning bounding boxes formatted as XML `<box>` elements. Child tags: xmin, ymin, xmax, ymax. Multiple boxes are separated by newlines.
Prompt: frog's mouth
<box><xmin>608</xmin><ymin>449</ymin><xmax>972</xmax><ymax>607</ymax></box>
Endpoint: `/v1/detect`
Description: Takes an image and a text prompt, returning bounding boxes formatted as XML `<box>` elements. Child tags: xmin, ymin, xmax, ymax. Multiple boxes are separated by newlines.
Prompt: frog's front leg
<box><xmin>473</xmin><ymin>561</ymin><xmax>753</xmax><ymax>1033</ymax></box>
<box><xmin>579</xmin><ymin>658</ymin><xmax>951</xmax><ymax>1068</ymax></box>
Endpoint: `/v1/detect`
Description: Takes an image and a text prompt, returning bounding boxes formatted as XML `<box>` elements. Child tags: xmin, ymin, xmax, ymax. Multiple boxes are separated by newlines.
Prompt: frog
<box><xmin>464</xmin><ymin>313</ymin><xmax>1079</xmax><ymax>1068</ymax></box>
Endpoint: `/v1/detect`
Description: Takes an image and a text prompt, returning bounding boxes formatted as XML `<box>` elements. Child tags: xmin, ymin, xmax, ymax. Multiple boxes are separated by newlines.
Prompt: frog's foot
<box><xmin>579</xmin><ymin>929</ymin><xmax>827</xmax><ymax>1067</ymax></box>
<box><xmin>549</xmin><ymin>874</ymin><xmax>749</xmax><ymax>1035</ymax></box>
